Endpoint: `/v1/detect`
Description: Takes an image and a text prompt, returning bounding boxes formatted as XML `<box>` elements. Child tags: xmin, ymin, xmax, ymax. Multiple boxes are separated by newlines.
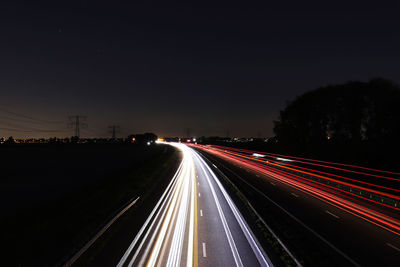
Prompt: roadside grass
<box><xmin>2</xmin><ymin>144</ymin><xmax>180</xmax><ymax>266</ymax></box>
<box><xmin>73</xmin><ymin>146</ymin><xmax>181</xmax><ymax>266</ymax></box>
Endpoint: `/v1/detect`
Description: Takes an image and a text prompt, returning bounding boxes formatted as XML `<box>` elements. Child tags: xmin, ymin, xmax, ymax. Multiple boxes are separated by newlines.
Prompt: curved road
<box><xmin>194</xmin><ymin>145</ymin><xmax>400</xmax><ymax>266</ymax></box>
<box><xmin>117</xmin><ymin>143</ymin><xmax>272</xmax><ymax>267</ymax></box>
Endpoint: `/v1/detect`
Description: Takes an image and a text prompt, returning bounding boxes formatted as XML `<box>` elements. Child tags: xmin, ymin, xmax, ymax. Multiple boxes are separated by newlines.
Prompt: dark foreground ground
<box><xmin>0</xmin><ymin>143</ymin><xmax>180</xmax><ymax>266</ymax></box>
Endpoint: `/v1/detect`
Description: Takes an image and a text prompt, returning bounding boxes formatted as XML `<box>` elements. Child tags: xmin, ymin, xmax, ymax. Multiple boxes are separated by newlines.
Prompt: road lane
<box><xmin>196</xmin><ymin>146</ymin><xmax>400</xmax><ymax>266</ymax></box>
<box><xmin>117</xmin><ymin>143</ymin><xmax>271</xmax><ymax>267</ymax></box>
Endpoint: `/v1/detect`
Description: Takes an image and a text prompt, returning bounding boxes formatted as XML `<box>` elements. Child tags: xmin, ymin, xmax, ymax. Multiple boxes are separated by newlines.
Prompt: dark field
<box><xmin>0</xmin><ymin>143</ymin><xmax>180</xmax><ymax>266</ymax></box>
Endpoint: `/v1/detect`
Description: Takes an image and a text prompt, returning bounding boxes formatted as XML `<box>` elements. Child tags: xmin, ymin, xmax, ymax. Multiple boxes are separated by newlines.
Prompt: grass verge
<box><xmin>2</xmin><ymin>144</ymin><xmax>180</xmax><ymax>266</ymax></box>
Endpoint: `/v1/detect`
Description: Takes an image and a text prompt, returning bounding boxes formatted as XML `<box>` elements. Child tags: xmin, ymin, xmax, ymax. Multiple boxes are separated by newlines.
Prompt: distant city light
<box><xmin>147</xmin><ymin>141</ymin><xmax>151</xmax><ymax>146</ymax></box>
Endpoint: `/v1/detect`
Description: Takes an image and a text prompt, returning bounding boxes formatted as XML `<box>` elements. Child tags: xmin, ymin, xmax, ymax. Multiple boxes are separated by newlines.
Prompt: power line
<box><xmin>0</xmin><ymin>115</ymin><xmax>55</xmax><ymax>125</ymax></box>
<box><xmin>0</xmin><ymin>107</ymin><xmax>67</xmax><ymax>136</ymax></box>
<box><xmin>0</xmin><ymin>126</ymin><xmax>33</xmax><ymax>133</ymax></box>
<box><xmin>0</xmin><ymin>106</ymin><xmax>64</xmax><ymax>124</ymax></box>
<box><xmin>226</xmin><ymin>128</ymin><xmax>230</xmax><ymax>138</ymax></box>
<box><xmin>68</xmin><ymin>115</ymin><xmax>87</xmax><ymax>138</ymax></box>
<box><xmin>108</xmin><ymin>125</ymin><xmax>120</xmax><ymax>139</ymax></box>
<box><xmin>0</xmin><ymin>119</ymin><xmax>69</xmax><ymax>133</ymax></box>
<box><xmin>81</xmin><ymin>127</ymin><xmax>102</xmax><ymax>136</ymax></box>
<box><xmin>184</xmin><ymin>127</ymin><xmax>191</xmax><ymax>137</ymax></box>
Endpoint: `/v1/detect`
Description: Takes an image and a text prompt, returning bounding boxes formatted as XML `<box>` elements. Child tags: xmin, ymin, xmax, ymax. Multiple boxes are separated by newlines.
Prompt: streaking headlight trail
<box><xmin>117</xmin><ymin>143</ymin><xmax>271</xmax><ymax>267</ymax></box>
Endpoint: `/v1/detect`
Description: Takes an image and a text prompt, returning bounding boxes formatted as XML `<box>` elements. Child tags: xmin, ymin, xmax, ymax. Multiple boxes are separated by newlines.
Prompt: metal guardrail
<box><xmin>264</xmin><ymin>162</ymin><xmax>400</xmax><ymax>209</ymax></box>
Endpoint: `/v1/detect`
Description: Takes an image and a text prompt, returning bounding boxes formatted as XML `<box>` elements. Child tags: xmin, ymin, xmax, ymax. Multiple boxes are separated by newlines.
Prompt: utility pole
<box><xmin>184</xmin><ymin>127</ymin><xmax>191</xmax><ymax>138</ymax></box>
<box><xmin>68</xmin><ymin>115</ymin><xmax>87</xmax><ymax>138</ymax></box>
<box><xmin>108</xmin><ymin>125</ymin><xmax>120</xmax><ymax>139</ymax></box>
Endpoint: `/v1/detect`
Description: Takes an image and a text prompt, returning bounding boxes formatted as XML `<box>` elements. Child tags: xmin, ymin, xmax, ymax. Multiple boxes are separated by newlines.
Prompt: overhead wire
<box><xmin>0</xmin><ymin>106</ymin><xmax>64</xmax><ymax>124</ymax></box>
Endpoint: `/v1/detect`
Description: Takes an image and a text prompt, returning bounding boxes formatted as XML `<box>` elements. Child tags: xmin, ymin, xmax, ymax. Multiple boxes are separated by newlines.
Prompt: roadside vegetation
<box><xmin>1</xmin><ymin>143</ymin><xmax>180</xmax><ymax>266</ymax></box>
<box><xmin>199</xmin><ymin>78</ymin><xmax>400</xmax><ymax>172</ymax></box>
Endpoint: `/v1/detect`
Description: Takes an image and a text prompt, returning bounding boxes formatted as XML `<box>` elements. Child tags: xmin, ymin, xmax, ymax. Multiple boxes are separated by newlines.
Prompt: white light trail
<box><xmin>193</xmin><ymin>151</ymin><xmax>271</xmax><ymax>267</ymax></box>
<box><xmin>118</xmin><ymin>143</ymin><xmax>272</xmax><ymax>267</ymax></box>
<box><xmin>118</xmin><ymin>143</ymin><xmax>197</xmax><ymax>267</ymax></box>
<box><xmin>196</xmin><ymin>153</ymin><xmax>272</xmax><ymax>267</ymax></box>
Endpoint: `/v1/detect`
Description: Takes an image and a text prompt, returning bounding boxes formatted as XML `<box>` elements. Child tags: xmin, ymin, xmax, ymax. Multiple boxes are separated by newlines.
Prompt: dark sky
<box><xmin>1</xmin><ymin>1</ymin><xmax>399</xmax><ymax>138</ymax></box>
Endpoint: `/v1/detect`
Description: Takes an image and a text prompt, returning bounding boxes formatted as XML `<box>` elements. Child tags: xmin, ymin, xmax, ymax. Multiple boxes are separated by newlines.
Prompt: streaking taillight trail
<box><xmin>190</xmin><ymin>144</ymin><xmax>400</xmax><ymax>236</ymax></box>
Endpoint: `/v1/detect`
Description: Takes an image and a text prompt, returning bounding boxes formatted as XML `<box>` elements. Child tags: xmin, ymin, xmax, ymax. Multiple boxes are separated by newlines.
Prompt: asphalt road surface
<box><xmin>116</xmin><ymin>143</ymin><xmax>272</xmax><ymax>267</ymax></box>
<box><xmin>195</xmin><ymin>145</ymin><xmax>400</xmax><ymax>266</ymax></box>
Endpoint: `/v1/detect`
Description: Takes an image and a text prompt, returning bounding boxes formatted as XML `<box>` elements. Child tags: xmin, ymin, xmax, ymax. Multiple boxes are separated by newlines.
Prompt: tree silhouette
<box><xmin>274</xmin><ymin>78</ymin><xmax>400</xmax><ymax>166</ymax></box>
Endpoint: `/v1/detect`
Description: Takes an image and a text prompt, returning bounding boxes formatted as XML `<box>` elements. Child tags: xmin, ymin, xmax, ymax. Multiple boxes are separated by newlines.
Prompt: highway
<box><xmin>117</xmin><ymin>143</ymin><xmax>272</xmax><ymax>267</ymax></box>
<box><xmin>193</xmin><ymin>144</ymin><xmax>400</xmax><ymax>266</ymax></box>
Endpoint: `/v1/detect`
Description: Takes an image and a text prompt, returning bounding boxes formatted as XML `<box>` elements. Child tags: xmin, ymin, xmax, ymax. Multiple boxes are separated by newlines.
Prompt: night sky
<box><xmin>1</xmin><ymin>1</ymin><xmax>399</xmax><ymax>138</ymax></box>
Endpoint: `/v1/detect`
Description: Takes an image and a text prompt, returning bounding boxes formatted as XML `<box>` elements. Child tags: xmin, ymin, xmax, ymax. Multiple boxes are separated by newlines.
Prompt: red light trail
<box><xmin>190</xmin><ymin>144</ymin><xmax>400</xmax><ymax>237</ymax></box>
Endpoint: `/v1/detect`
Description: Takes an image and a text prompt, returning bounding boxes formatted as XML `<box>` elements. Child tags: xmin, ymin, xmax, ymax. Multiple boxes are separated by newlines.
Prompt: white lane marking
<box><xmin>202</xmin><ymin>242</ymin><xmax>207</xmax><ymax>257</ymax></box>
<box><xmin>291</xmin><ymin>192</ymin><xmax>299</xmax><ymax>198</ymax></box>
<box><xmin>195</xmin><ymin>154</ymin><xmax>271</xmax><ymax>267</ymax></box>
<box><xmin>270</xmin><ymin>182</ymin><xmax>276</xmax><ymax>186</ymax></box>
<box><xmin>200</xmin><ymin>210</ymin><xmax>203</xmax><ymax>216</ymax></box>
<box><xmin>194</xmin><ymin>154</ymin><xmax>244</xmax><ymax>267</ymax></box>
<box><xmin>387</xmin><ymin>243</ymin><xmax>400</xmax><ymax>252</ymax></box>
<box><xmin>212</xmin><ymin>164</ymin><xmax>217</xmax><ymax>168</ymax></box>
<box><xmin>325</xmin><ymin>210</ymin><xmax>340</xmax><ymax>219</ymax></box>
<box><xmin>198</xmin><ymin>193</ymin><xmax>201</xmax><ymax>197</ymax></box>
<box><xmin>214</xmin><ymin>159</ymin><xmax>359</xmax><ymax>267</ymax></box>
<box><xmin>256</xmin><ymin>174</ymin><xmax>260</xmax><ymax>177</ymax></box>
